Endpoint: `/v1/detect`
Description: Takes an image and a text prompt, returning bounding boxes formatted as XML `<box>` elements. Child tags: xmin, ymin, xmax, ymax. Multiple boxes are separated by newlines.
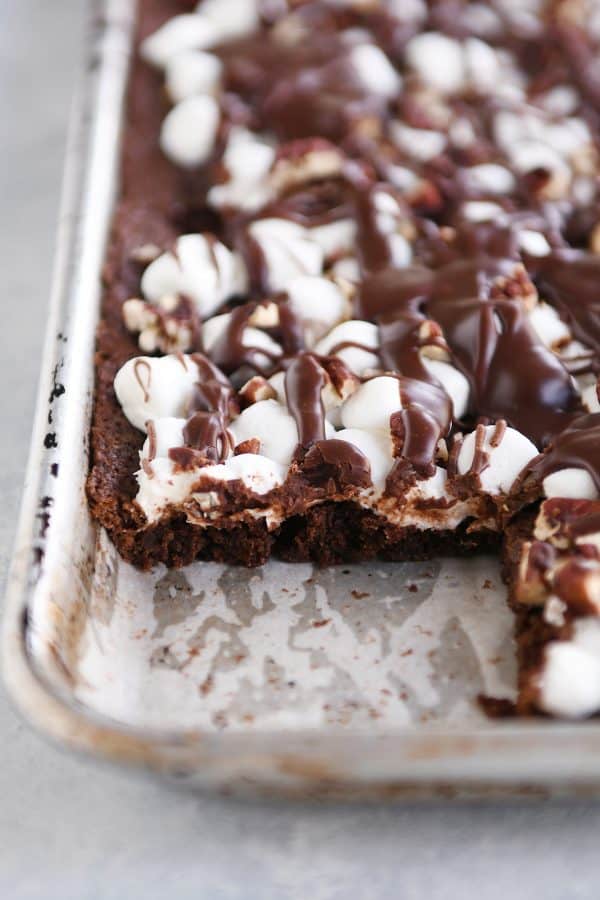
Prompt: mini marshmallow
<box><xmin>136</xmin><ymin>457</ymin><xmax>202</xmax><ymax>521</ymax></box>
<box><xmin>539</xmin><ymin>619</ymin><xmax>600</xmax><ymax>718</ymax></box>
<box><xmin>449</xmin><ymin>117</ymin><xmax>477</xmax><ymax>149</ymax></box>
<box><xmin>528</xmin><ymin>302</ymin><xmax>570</xmax><ymax>349</ymax></box>
<box><xmin>390</xmin><ymin>122</ymin><xmax>446</xmax><ymax>162</ymax></box>
<box><xmin>207</xmin><ymin>127</ymin><xmax>276</xmax><ymax>212</ymax></box>
<box><xmin>388</xmin><ymin>233</ymin><xmax>413</xmax><ymax>268</ymax></box>
<box><xmin>547</xmin><ymin>117</ymin><xmax>591</xmax><ymax>159</ymax></box>
<box><xmin>140</xmin><ymin>15</ymin><xmax>220</xmax><ymax>68</ymax></box>
<box><xmin>467</xmin><ymin>163</ymin><xmax>516</xmax><ymax>195</ymax></box>
<box><xmin>228</xmin><ymin>400</ymin><xmax>299</xmax><ymax>467</ymax></box>
<box><xmin>457</xmin><ymin>424</ymin><xmax>538</xmax><ymax>494</ymax></box>
<box><xmin>202</xmin><ymin>312</ymin><xmax>283</xmax><ymax>370</ymax></box>
<box><xmin>267</xmin><ymin>371</ymin><xmax>286</xmax><ymax>405</ymax></box>
<box><xmin>181</xmin><ymin>453</ymin><xmax>285</xmax><ymax>496</ymax></box>
<box><xmin>165</xmin><ymin>50</ymin><xmax>222</xmax><ymax>103</ymax></box>
<box><xmin>286</xmin><ymin>276</ymin><xmax>351</xmax><ymax>346</ymax></box>
<box><xmin>386</xmin><ymin>165</ymin><xmax>420</xmax><ymax>193</ymax></box>
<box><xmin>421</xmin><ymin>358</ymin><xmax>470</xmax><ymax>420</ymax></box>
<box><xmin>539</xmin><ymin>85</ymin><xmax>579</xmax><ymax>117</ymax></box>
<box><xmin>141</xmin><ymin>2</ymin><xmax>259</xmax><ymax>69</ymax></box>
<box><xmin>340</xmin><ymin>376</ymin><xmax>401</xmax><ymax>431</ymax></box>
<box><xmin>314</xmin><ymin>320</ymin><xmax>380</xmax><ymax>376</ymax></box>
<box><xmin>405</xmin><ymin>32</ymin><xmax>466</xmax><ymax>94</ymax></box>
<box><xmin>460</xmin><ymin>3</ymin><xmax>502</xmax><ymax>37</ymax></box>
<box><xmin>196</xmin><ymin>0</ymin><xmax>260</xmax><ymax>43</ymax></box>
<box><xmin>463</xmin><ymin>37</ymin><xmax>501</xmax><ymax>91</ymax></box>
<box><xmin>461</xmin><ymin>201</ymin><xmax>503</xmax><ymax>222</ymax></box>
<box><xmin>334</xmin><ymin>428</ymin><xmax>395</xmax><ymax>490</ymax></box>
<box><xmin>160</xmin><ymin>95</ymin><xmax>220</xmax><ymax>168</ymax></box>
<box><xmin>309</xmin><ymin>220</ymin><xmax>357</xmax><ymax>259</ymax></box>
<box><xmin>249</xmin><ymin>219</ymin><xmax>324</xmax><ymax>292</ymax></box>
<box><xmin>114</xmin><ymin>355</ymin><xmax>199</xmax><ymax>432</ymax></box>
<box><xmin>510</xmin><ymin>141</ymin><xmax>570</xmax><ymax>187</ymax></box>
<box><xmin>136</xmin><ymin>453</ymin><xmax>285</xmax><ymax>522</ymax></box>
<box><xmin>141</xmin><ymin>417</ymin><xmax>186</xmax><ymax>460</ymax></box>
<box><xmin>141</xmin><ymin>234</ymin><xmax>248</xmax><ymax>319</ymax></box>
<box><xmin>330</xmin><ymin>257</ymin><xmax>361</xmax><ymax>283</ymax></box>
<box><xmin>518</xmin><ymin>230</ymin><xmax>551</xmax><ymax>257</ymax></box>
<box><xmin>543</xmin><ymin>468</ymin><xmax>598</xmax><ymax>501</ymax></box>
<box><xmin>416</xmin><ymin>465</ymin><xmax>449</xmax><ymax>500</ymax></box>
<box><xmin>349</xmin><ymin>43</ymin><xmax>402</xmax><ymax>99</ymax></box>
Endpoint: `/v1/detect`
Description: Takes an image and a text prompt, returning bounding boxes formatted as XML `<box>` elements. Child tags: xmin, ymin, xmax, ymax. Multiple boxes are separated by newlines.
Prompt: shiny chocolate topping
<box><xmin>535</xmin><ymin>252</ymin><xmax>600</xmax><ymax>371</ymax></box>
<box><xmin>523</xmin><ymin>413</ymin><xmax>600</xmax><ymax>494</ymax></box>
<box><xmin>179</xmin><ymin>353</ymin><xmax>237</xmax><ymax>463</ymax></box>
<box><xmin>135</xmin><ymin>0</ymin><xmax>600</xmax><ymax>504</ymax></box>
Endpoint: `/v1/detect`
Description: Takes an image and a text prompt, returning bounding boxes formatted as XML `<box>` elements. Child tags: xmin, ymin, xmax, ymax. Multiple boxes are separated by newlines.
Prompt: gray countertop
<box><xmin>2</xmin><ymin>3</ymin><xmax>600</xmax><ymax>898</ymax></box>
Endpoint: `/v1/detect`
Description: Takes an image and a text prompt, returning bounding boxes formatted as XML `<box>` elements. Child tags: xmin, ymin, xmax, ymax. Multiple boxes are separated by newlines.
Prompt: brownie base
<box><xmin>95</xmin><ymin>500</ymin><xmax>499</xmax><ymax>570</ymax></box>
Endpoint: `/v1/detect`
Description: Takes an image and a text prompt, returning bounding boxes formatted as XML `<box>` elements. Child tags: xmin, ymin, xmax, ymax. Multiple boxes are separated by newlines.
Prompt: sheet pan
<box><xmin>5</xmin><ymin>0</ymin><xmax>600</xmax><ymax>799</ymax></box>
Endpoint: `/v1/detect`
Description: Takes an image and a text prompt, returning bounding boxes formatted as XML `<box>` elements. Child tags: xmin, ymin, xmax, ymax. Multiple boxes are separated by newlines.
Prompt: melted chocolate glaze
<box><xmin>523</xmin><ymin>413</ymin><xmax>600</xmax><ymax>494</ymax></box>
<box><xmin>179</xmin><ymin>353</ymin><xmax>237</xmax><ymax>462</ymax></box>
<box><xmin>284</xmin><ymin>353</ymin><xmax>326</xmax><ymax>447</ymax></box>
<box><xmin>135</xmin><ymin>1</ymin><xmax>600</xmax><ymax>495</ymax></box>
<box><xmin>534</xmin><ymin>251</ymin><xmax>600</xmax><ymax>371</ymax></box>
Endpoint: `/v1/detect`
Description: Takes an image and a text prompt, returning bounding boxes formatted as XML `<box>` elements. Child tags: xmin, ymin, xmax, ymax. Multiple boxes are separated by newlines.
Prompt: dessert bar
<box><xmin>87</xmin><ymin>0</ymin><xmax>600</xmax><ymax>717</ymax></box>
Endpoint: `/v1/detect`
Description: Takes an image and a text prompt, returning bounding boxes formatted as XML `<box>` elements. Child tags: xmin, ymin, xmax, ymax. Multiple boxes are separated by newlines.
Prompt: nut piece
<box><xmin>248</xmin><ymin>301</ymin><xmax>281</xmax><ymax>329</ymax></box>
<box><xmin>129</xmin><ymin>243</ymin><xmax>162</xmax><ymax>264</ymax></box>
<box><xmin>234</xmin><ymin>438</ymin><xmax>261</xmax><ymax>455</ymax></box>
<box><xmin>270</xmin><ymin>140</ymin><xmax>345</xmax><ymax>195</ymax></box>
<box><xmin>238</xmin><ymin>375</ymin><xmax>277</xmax><ymax>406</ymax></box>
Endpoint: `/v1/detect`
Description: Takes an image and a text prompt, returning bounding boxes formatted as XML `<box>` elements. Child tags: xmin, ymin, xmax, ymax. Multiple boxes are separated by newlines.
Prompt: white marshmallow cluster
<box><xmin>457</xmin><ymin>425</ymin><xmax>538</xmax><ymax>494</ymax></box>
<box><xmin>114</xmin><ymin>354</ymin><xmax>200</xmax><ymax>433</ymax></box>
<box><xmin>207</xmin><ymin>127</ymin><xmax>276</xmax><ymax>213</ymax></box>
<box><xmin>248</xmin><ymin>217</ymin><xmax>357</xmax><ymax>293</ymax></box>
<box><xmin>286</xmin><ymin>276</ymin><xmax>352</xmax><ymax>346</ymax></box>
<box><xmin>405</xmin><ymin>32</ymin><xmax>513</xmax><ymax>97</ymax></box>
<box><xmin>115</xmin><ymin>345</ymin><xmax>548</xmax><ymax>529</ymax></box>
<box><xmin>347</xmin><ymin>42</ymin><xmax>403</xmax><ymax>100</ymax></box>
<box><xmin>114</xmin><ymin>352</ymin><xmax>458</xmax><ymax>522</ymax></box>
<box><xmin>123</xmin><ymin>234</ymin><xmax>248</xmax><ymax>351</ymax></box>
<box><xmin>136</xmin><ymin>451</ymin><xmax>287</xmax><ymax>523</ymax></box>
<box><xmin>143</xmin><ymin>233</ymin><xmax>246</xmax><ymax>317</ymax></box>
<box><xmin>141</xmin><ymin>1</ymin><xmax>260</xmax><ymax>68</ymax></box>
<box><xmin>493</xmin><ymin>107</ymin><xmax>593</xmax><ymax>200</ymax></box>
<box><xmin>201</xmin><ymin>310</ymin><xmax>283</xmax><ymax>372</ymax></box>
<box><xmin>461</xmin><ymin>201</ymin><xmax>553</xmax><ymax>257</ymax></box>
<box><xmin>142</xmin><ymin>1</ymin><xmax>261</xmax><ymax>167</ymax></box>
<box><xmin>313</xmin><ymin>321</ymin><xmax>470</xmax><ymax>418</ymax></box>
<box><xmin>249</xmin><ymin>219</ymin><xmax>325</xmax><ymax>293</ymax></box>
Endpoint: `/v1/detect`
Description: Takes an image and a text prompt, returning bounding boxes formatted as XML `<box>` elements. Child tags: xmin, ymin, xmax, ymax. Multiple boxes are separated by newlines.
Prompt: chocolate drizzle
<box><xmin>522</xmin><ymin>413</ymin><xmax>600</xmax><ymax>494</ymax></box>
<box><xmin>141</xmin><ymin>2</ymin><xmax>600</xmax><ymax>505</ymax></box>
<box><xmin>208</xmin><ymin>304</ymin><xmax>280</xmax><ymax>376</ymax></box>
<box><xmin>534</xmin><ymin>251</ymin><xmax>600</xmax><ymax>371</ymax></box>
<box><xmin>427</xmin><ymin>258</ymin><xmax>579</xmax><ymax>446</ymax></box>
<box><xmin>179</xmin><ymin>353</ymin><xmax>237</xmax><ymax>463</ymax></box>
<box><xmin>357</xmin><ymin>267</ymin><xmax>439</xmax><ymax>384</ymax></box>
<box><xmin>283</xmin><ymin>353</ymin><xmax>371</xmax><ymax>486</ymax></box>
<box><xmin>284</xmin><ymin>353</ymin><xmax>326</xmax><ymax>447</ymax></box>
<box><xmin>389</xmin><ymin>376</ymin><xmax>452</xmax><ymax>478</ymax></box>
<box><xmin>133</xmin><ymin>359</ymin><xmax>151</xmax><ymax>404</ymax></box>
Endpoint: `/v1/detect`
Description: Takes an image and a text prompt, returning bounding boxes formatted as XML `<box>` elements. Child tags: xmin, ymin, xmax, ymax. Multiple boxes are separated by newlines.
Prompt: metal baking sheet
<box><xmin>6</xmin><ymin>0</ymin><xmax>600</xmax><ymax>799</ymax></box>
